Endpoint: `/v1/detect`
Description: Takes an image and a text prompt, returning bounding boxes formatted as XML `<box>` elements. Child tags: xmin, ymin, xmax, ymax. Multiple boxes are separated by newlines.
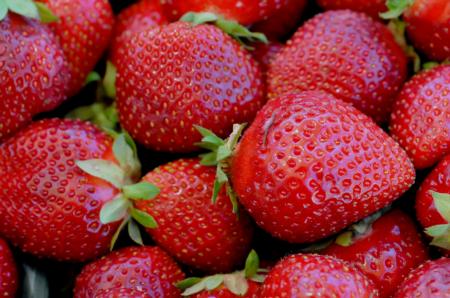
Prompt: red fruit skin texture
<box><xmin>40</xmin><ymin>0</ymin><xmax>115</xmax><ymax>96</ymax></box>
<box><xmin>0</xmin><ymin>119</ymin><xmax>119</xmax><ymax>261</ymax></box>
<box><xmin>160</xmin><ymin>0</ymin><xmax>290</xmax><ymax>25</ymax></box>
<box><xmin>404</xmin><ymin>0</ymin><xmax>450</xmax><ymax>61</ymax></box>
<box><xmin>110</xmin><ymin>0</ymin><xmax>168</xmax><ymax>66</ymax></box>
<box><xmin>268</xmin><ymin>10</ymin><xmax>407</xmax><ymax>123</ymax></box>
<box><xmin>416</xmin><ymin>155</ymin><xmax>450</xmax><ymax>256</ymax></box>
<box><xmin>94</xmin><ymin>287</ymin><xmax>151</xmax><ymax>298</ymax></box>
<box><xmin>251</xmin><ymin>41</ymin><xmax>284</xmax><ymax>74</ymax></box>
<box><xmin>322</xmin><ymin>209</ymin><xmax>429</xmax><ymax>298</ymax></box>
<box><xmin>231</xmin><ymin>92</ymin><xmax>415</xmax><ymax>243</ymax></box>
<box><xmin>135</xmin><ymin>158</ymin><xmax>254</xmax><ymax>273</ymax></box>
<box><xmin>316</xmin><ymin>0</ymin><xmax>387</xmax><ymax>19</ymax></box>
<box><xmin>393</xmin><ymin>258</ymin><xmax>450</xmax><ymax>298</ymax></box>
<box><xmin>74</xmin><ymin>246</ymin><xmax>185</xmax><ymax>298</ymax></box>
<box><xmin>116</xmin><ymin>22</ymin><xmax>265</xmax><ymax>153</ymax></box>
<box><xmin>193</xmin><ymin>281</ymin><xmax>261</xmax><ymax>298</ymax></box>
<box><xmin>390</xmin><ymin>65</ymin><xmax>450</xmax><ymax>169</ymax></box>
<box><xmin>260</xmin><ymin>254</ymin><xmax>379</xmax><ymax>298</ymax></box>
<box><xmin>0</xmin><ymin>238</ymin><xmax>18</xmax><ymax>298</ymax></box>
<box><xmin>0</xmin><ymin>14</ymin><xmax>70</xmax><ymax>141</ymax></box>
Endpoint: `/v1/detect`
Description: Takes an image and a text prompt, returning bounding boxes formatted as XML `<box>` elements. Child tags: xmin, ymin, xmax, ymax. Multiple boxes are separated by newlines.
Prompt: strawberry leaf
<box><xmin>127</xmin><ymin>219</ymin><xmax>143</xmax><ymax>246</ymax></box>
<box><xmin>113</xmin><ymin>133</ymin><xmax>140</xmax><ymax>179</ymax></box>
<box><xmin>379</xmin><ymin>0</ymin><xmax>414</xmax><ymax>19</ymax></box>
<box><xmin>0</xmin><ymin>1</ymin><xmax>8</xmax><ymax>20</ymax></box>
<box><xmin>100</xmin><ymin>195</ymin><xmax>130</xmax><ymax>224</ymax></box>
<box><xmin>204</xmin><ymin>275</ymin><xmax>224</xmax><ymax>290</ymax></box>
<box><xmin>35</xmin><ymin>2</ymin><xmax>58</xmax><ymax>23</ymax></box>
<box><xmin>130</xmin><ymin>208</ymin><xmax>158</xmax><ymax>228</ymax></box>
<box><xmin>223</xmin><ymin>272</ymin><xmax>248</xmax><ymax>296</ymax></box>
<box><xmin>85</xmin><ymin>71</ymin><xmax>101</xmax><ymax>85</ymax></box>
<box><xmin>335</xmin><ymin>231</ymin><xmax>353</xmax><ymax>247</ymax></box>
<box><xmin>123</xmin><ymin>182</ymin><xmax>160</xmax><ymax>200</ymax></box>
<box><xmin>110</xmin><ymin>217</ymin><xmax>129</xmax><ymax>250</ymax></box>
<box><xmin>176</xmin><ymin>277</ymin><xmax>203</xmax><ymax>290</ymax></box>
<box><xmin>5</xmin><ymin>0</ymin><xmax>39</xmax><ymax>20</ymax></box>
<box><xmin>244</xmin><ymin>250</ymin><xmax>259</xmax><ymax>278</ymax></box>
<box><xmin>76</xmin><ymin>159</ymin><xmax>125</xmax><ymax>189</ymax></box>
<box><xmin>103</xmin><ymin>61</ymin><xmax>117</xmax><ymax>98</ymax></box>
<box><xmin>425</xmin><ymin>224</ymin><xmax>449</xmax><ymax>237</ymax></box>
<box><xmin>430</xmin><ymin>191</ymin><xmax>450</xmax><ymax>222</ymax></box>
<box><xmin>181</xmin><ymin>11</ymin><xmax>218</xmax><ymax>25</ymax></box>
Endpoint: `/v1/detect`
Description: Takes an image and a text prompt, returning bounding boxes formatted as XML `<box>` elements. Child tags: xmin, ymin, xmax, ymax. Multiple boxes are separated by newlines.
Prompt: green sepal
<box><xmin>100</xmin><ymin>195</ymin><xmax>130</xmax><ymax>224</ymax></box>
<box><xmin>103</xmin><ymin>60</ymin><xmax>117</xmax><ymax>99</ymax></box>
<box><xmin>0</xmin><ymin>1</ymin><xmax>8</xmax><ymax>20</ymax></box>
<box><xmin>76</xmin><ymin>159</ymin><xmax>126</xmax><ymax>189</ymax></box>
<box><xmin>212</xmin><ymin>166</ymin><xmax>228</xmax><ymax>203</ymax></box>
<box><xmin>181</xmin><ymin>275</ymin><xmax>224</xmax><ymax>296</ymax></box>
<box><xmin>66</xmin><ymin>102</ymin><xmax>119</xmax><ymax>131</ymax></box>
<box><xmin>35</xmin><ymin>2</ymin><xmax>58</xmax><ymax>23</ymax></box>
<box><xmin>430</xmin><ymin>191</ymin><xmax>450</xmax><ymax>222</ymax></box>
<box><xmin>226</xmin><ymin>183</ymin><xmax>239</xmax><ymax>215</ymax></box>
<box><xmin>379</xmin><ymin>0</ymin><xmax>414</xmax><ymax>19</ymax></box>
<box><xmin>176</xmin><ymin>277</ymin><xmax>203</xmax><ymax>290</ymax></box>
<box><xmin>335</xmin><ymin>231</ymin><xmax>353</xmax><ymax>247</ymax></box>
<box><xmin>223</xmin><ymin>272</ymin><xmax>248</xmax><ymax>296</ymax></box>
<box><xmin>244</xmin><ymin>249</ymin><xmax>259</xmax><ymax>278</ymax></box>
<box><xmin>85</xmin><ymin>71</ymin><xmax>101</xmax><ymax>85</ymax></box>
<box><xmin>123</xmin><ymin>182</ymin><xmax>160</xmax><ymax>200</ymax></box>
<box><xmin>387</xmin><ymin>19</ymin><xmax>421</xmax><ymax>72</ymax></box>
<box><xmin>5</xmin><ymin>0</ymin><xmax>39</xmax><ymax>20</ymax></box>
<box><xmin>112</xmin><ymin>133</ymin><xmax>141</xmax><ymax>180</ymax></box>
<box><xmin>110</xmin><ymin>216</ymin><xmax>129</xmax><ymax>250</ymax></box>
<box><xmin>127</xmin><ymin>219</ymin><xmax>144</xmax><ymax>246</ymax></box>
<box><xmin>250</xmin><ymin>274</ymin><xmax>266</xmax><ymax>283</ymax></box>
<box><xmin>180</xmin><ymin>11</ymin><xmax>218</xmax><ymax>25</ymax></box>
<box><xmin>423</xmin><ymin>62</ymin><xmax>440</xmax><ymax>70</ymax></box>
<box><xmin>130</xmin><ymin>208</ymin><xmax>158</xmax><ymax>228</ymax></box>
<box><xmin>425</xmin><ymin>224</ymin><xmax>450</xmax><ymax>250</ymax></box>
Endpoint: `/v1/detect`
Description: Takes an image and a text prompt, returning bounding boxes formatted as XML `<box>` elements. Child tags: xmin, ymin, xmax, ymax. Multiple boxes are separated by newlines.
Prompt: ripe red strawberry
<box><xmin>94</xmin><ymin>288</ymin><xmax>150</xmax><ymax>298</ymax></box>
<box><xmin>110</xmin><ymin>0</ymin><xmax>168</xmax><ymax>66</ymax></box>
<box><xmin>40</xmin><ymin>0</ymin><xmax>114</xmax><ymax>95</ymax></box>
<box><xmin>0</xmin><ymin>13</ymin><xmax>70</xmax><ymax>141</ymax></box>
<box><xmin>74</xmin><ymin>246</ymin><xmax>185</xmax><ymax>298</ymax></box>
<box><xmin>0</xmin><ymin>238</ymin><xmax>18</xmax><ymax>298</ymax></box>
<box><xmin>321</xmin><ymin>209</ymin><xmax>429</xmax><ymax>297</ymax></box>
<box><xmin>135</xmin><ymin>158</ymin><xmax>254</xmax><ymax>273</ymax></box>
<box><xmin>229</xmin><ymin>92</ymin><xmax>415</xmax><ymax>243</ymax></box>
<box><xmin>160</xmin><ymin>0</ymin><xmax>290</xmax><ymax>25</ymax></box>
<box><xmin>390</xmin><ymin>65</ymin><xmax>450</xmax><ymax>169</ymax></box>
<box><xmin>317</xmin><ymin>0</ymin><xmax>387</xmax><ymax>19</ymax></box>
<box><xmin>268</xmin><ymin>10</ymin><xmax>407</xmax><ymax>123</ymax></box>
<box><xmin>260</xmin><ymin>254</ymin><xmax>379</xmax><ymax>297</ymax></box>
<box><xmin>416</xmin><ymin>155</ymin><xmax>450</xmax><ymax>256</ymax></box>
<box><xmin>116</xmin><ymin>20</ymin><xmax>265</xmax><ymax>152</ymax></box>
<box><xmin>393</xmin><ymin>258</ymin><xmax>450</xmax><ymax>297</ymax></box>
<box><xmin>251</xmin><ymin>41</ymin><xmax>284</xmax><ymax>73</ymax></box>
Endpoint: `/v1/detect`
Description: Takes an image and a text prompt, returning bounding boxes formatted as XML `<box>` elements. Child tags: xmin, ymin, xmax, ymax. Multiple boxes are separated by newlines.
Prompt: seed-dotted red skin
<box><xmin>393</xmin><ymin>258</ymin><xmax>450</xmax><ymax>298</ymax></box>
<box><xmin>416</xmin><ymin>155</ymin><xmax>450</xmax><ymax>257</ymax></box>
<box><xmin>404</xmin><ymin>0</ymin><xmax>450</xmax><ymax>61</ymax></box>
<box><xmin>322</xmin><ymin>209</ymin><xmax>429</xmax><ymax>298</ymax></box>
<box><xmin>116</xmin><ymin>22</ymin><xmax>265</xmax><ymax>153</ymax></box>
<box><xmin>251</xmin><ymin>0</ymin><xmax>306</xmax><ymax>40</ymax></box>
<box><xmin>316</xmin><ymin>0</ymin><xmax>387</xmax><ymax>19</ymax></box>
<box><xmin>260</xmin><ymin>254</ymin><xmax>379</xmax><ymax>298</ymax></box>
<box><xmin>74</xmin><ymin>246</ymin><xmax>185</xmax><ymax>298</ymax></box>
<box><xmin>268</xmin><ymin>10</ymin><xmax>407</xmax><ymax>123</ymax></box>
<box><xmin>0</xmin><ymin>14</ymin><xmax>70</xmax><ymax>142</ymax></box>
<box><xmin>110</xmin><ymin>0</ymin><xmax>168</xmax><ymax>66</ymax></box>
<box><xmin>94</xmin><ymin>287</ymin><xmax>151</xmax><ymax>298</ymax></box>
<box><xmin>0</xmin><ymin>119</ymin><xmax>120</xmax><ymax>261</ymax></box>
<box><xmin>0</xmin><ymin>238</ymin><xmax>18</xmax><ymax>298</ymax></box>
<box><xmin>231</xmin><ymin>92</ymin><xmax>415</xmax><ymax>243</ymax></box>
<box><xmin>160</xmin><ymin>0</ymin><xmax>290</xmax><ymax>26</ymax></box>
<box><xmin>389</xmin><ymin>66</ymin><xmax>450</xmax><ymax>170</ymax></box>
<box><xmin>136</xmin><ymin>158</ymin><xmax>254</xmax><ymax>273</ymax></box>
<box><xmin>193</xmin><ymin>281</ymin><xmax>261</xmax><ymax>298</ymax></box>
<box><xmin>40</xmin><ymin>0</ymin><xmax>115</xmax><ymax>96</ymax></box>
<box><xmin>251</xmin><ymin>41</ymin><xmax>284</xmax><ymax>73</ymax></box>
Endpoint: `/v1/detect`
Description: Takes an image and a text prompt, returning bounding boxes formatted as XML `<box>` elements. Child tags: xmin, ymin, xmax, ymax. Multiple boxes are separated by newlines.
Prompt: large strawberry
<box><xmin>116</xmin><ymin>15</ymin><xmax>266</xmax><ymax>152</ymax></box>
<box><xmin>268</xmin><ymin>10</ymin><xmax>407</xmax><ymax>123</ymax></box>
<box><xmin>416</xmin><ymin>155</ymin><xmax>450</xmax><ymax>255</ymax></box>
<box><xmin>0</xmin><ymin>238</ymin><xmax>18</xmax><ymax>298</ymax></box>
<box><xmin>393</xmin><ymin>258</ymin><xmax>450</xmax><ymax>297</ymax></box>
<box><xmin>317</xmin><ymin>0</ymin><xmax>387</xmax><ymax>19</ymax></box>
<box><xmin>0</xmin><ymin>12</ymin><xmax>70</xmax><ymax>141</ymax></box>
<box><xmin>390</xmin><ymin>65</ymin><xmax>450</xmax><ymax>169</ymax></box>
<box><xmin>260</xmin><ymin>254</ymin><xmax>379</xmax><ymax>297</ymax></box>
<box><xmin>134</xmin><ymin>158</ymin><xmax>254</xmax><ymax>273</ymax></box>
<box><xmin>74</xmin><ymin>246</ymin><xmax>185</xmax><ymax>298</ymax></box>
<box><xmin>321</xmin><ymin>209</ymin><xmax>429</xmax><ymax>297</ymax></box>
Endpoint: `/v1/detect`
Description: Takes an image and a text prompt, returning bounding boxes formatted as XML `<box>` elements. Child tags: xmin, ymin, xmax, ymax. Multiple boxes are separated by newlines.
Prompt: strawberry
<box><xmin>260</xmin><ymin>254</ymin><xmax>379</xmax><ymax>297</ymax></box>
<box><xmin>40</xmin><ymin>0</ymin><xmax>114</xmax><ymax>95</ymax></box>
<box><xmin>94</xmin><ymin>288</ymin><xmax>150</xmax><ymax>298</ymax></box>
<box><xmin>116</xmin><ymin>16</ymin><xmax>266</xmax><ymax>152</ymax></box>
<box><xmin>389</xmin><ymin>65</ymin><xmax>450</xmax><ymax>169</ymax></box>
<box><xmin>110</xmin><ymin>0</ymin><xmax>168</xmax><ymax>66</ymax></box>
<box><xmin>393</xmin><ymin>258</ymin><xmax>450</xmax><ymax>297</ymax></box>
<box><xmin>203</xmin><ymin>91</ymin><xmax>415</xmax><ymax>244</ymax></box>
<box><xmin>134</xmin><ymin>158</ymin><xmax>254</xmax><ymax>273</ymax></box>
<box><xmin>0</xmin><ymin>13</ymin><xmax>70</xmax><ymax>141</ymax></box>
<box><xmin>74</xmin><ymin>246</ymin><xmax>185</xmax><ymax>298</ymax></box>
<box><xmin>416</xmin><ymin>155</ymin><xmax>450</xmax><ymax>255</ymax></box>
<box><xmin>160</xmin><ymin>0</ymin><xmax>290</xmax><ymax>26</ymax></box>
<box><xmin>0</xmin><ymin>238</ymin><xmax>18</xmax><ymax>298</ymax></box>
<box><xmin>251</xmin><ymin>41</ymin><xmax>284</xmax><ymax>73</ymax></box>
<box><xmin>268</xmin><ymin>10</ymin><xmax>407</xmax><ymax>123</ymax></box>
<box><xmin>321</xmin><ymin>209</ymin><xmax>429</xmax><ymax>297</ymax></box>
<box><xmin>317</xmin><ymin>0</ymin><xmax>387</xmax><ymax>19</ymax></box>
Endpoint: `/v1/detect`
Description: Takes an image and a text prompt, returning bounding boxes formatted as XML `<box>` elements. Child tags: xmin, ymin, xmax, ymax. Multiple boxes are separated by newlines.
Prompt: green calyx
<box><xmin>387</xmin><ymin>19</ymin><xmax>421</xmax><ymax>72</ymax></box>
<box><xmin>379</xmin><ymin>0</ymin><xmax>414</xmax><ymax>19</ymax></box>
<box><xmin>180</xmin><ymin>12</ymin><xmax>268</xmax><ymax>48</ymax></box>
<box><xmin>195</xmin><ymin>124</ymin><xmax>246</xmax><ymax>214</ymax></box>
<box><xmin>76</xmin><ymin>133</ymin><xmax>160</xmax><ymax>249</ymax></box>
<box><xmin>425</xmin><ymin>191</ymin><xmax>450</xmax><ymax>250</ymax></box>
<box><xmin>0</xmin><ymin>0</ymin><xmax>58</xmax><ymax>22</ymax></box>
<box><xmin>176</xmin><ymin>250</ymin><xmax>266</xmax><ymax>296</ymax></box>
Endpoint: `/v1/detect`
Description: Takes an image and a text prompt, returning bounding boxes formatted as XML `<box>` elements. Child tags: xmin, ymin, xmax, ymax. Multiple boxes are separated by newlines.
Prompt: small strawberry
<box><xmin>135</xmin><ymin>158</ymin><xmax>254</xmax><ymax>273</ymax></box>
<box><xmin>268</xmin><ymin>10</ymin><xmax>407</xmax><ymax>123</ymax></box>
<box><xmin>321</xmin><ymin>209</ymin><xmax>429</xmax><ymax>297</ymax></box>
<box><xmin>393</xmin><ymin>258</ymin><xmax>450</xmax><ymax>297</ymax></box>
<box><xmin>390</xmin><ymin>65</ymin><xmax>450</xmax><ymax>169</ymax></box>
<box><xmin>416</xmin><ymin>155</ymin><xmax>450</xmax><ymax>256</ymax></box>
<box><xmin>160</xmin><ymin>0</ymin><xmax>290</xmax><ymax>26</ymax></box>
<box><xmin>74</xmin><ymin>246</ymin><xmax>185</xmax><ymax>298</ymax></box>
<box><xmin>260</xmin><ymin>254</ymin><xmax>379</xmax><ymax>297</ymax></box>
<box><xmin>116</xmin><ymin>14</ymin><xmax>266</xmax><ymax>152</ymax></box>
<box><xmin>0</xmin><ymin>238</ymin><xmax>18</xmax><ymax>298</ymax></box>
<box><xmin>317</xmin><ymin>0</ymin><xmax>387</xmax><ymax>19</ymax></box>
<box><xmin>110</xmin><ymin>0</ymin><xmax>168</xmax><ymax>66</ymax></box>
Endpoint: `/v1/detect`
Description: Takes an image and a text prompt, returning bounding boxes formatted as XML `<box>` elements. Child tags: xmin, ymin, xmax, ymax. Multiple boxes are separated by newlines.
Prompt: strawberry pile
<box><xmin>0</xmin><ymin>0</ymin><xmax>449</xmax><ymax>297</ymax></box>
